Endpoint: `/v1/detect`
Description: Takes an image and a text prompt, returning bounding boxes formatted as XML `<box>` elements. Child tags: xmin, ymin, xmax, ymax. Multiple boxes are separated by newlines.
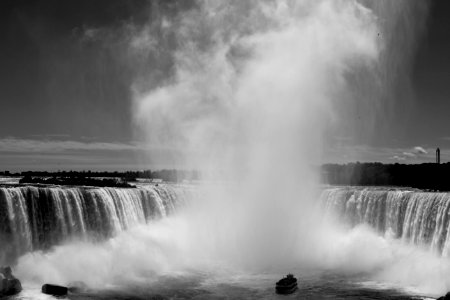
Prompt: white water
<box><xmin>133</xmin><ymin>0</ymin><xmax>380</xmax><ymax>267</ymax></box>
<box><xmin>5</xmin><ymin>185</ymin><xmax>449</xmax><ymax>298</ymax></box>
<box><xmin>0</xmin><ymin>185</ymin><xmax>188</xmax><ymax>263</ymax></box>
<box><xmin>322</xmin><ymin>187</ymin><xmax>450</xmax><ymax>256</ymax></box>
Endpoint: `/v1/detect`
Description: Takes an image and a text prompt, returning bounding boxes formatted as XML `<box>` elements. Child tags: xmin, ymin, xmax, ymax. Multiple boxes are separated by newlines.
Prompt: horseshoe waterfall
<box><xmin>5</xmin><ymin>183</ymin><xmax>450</xmax><ymax>262</ymax></box>
<box><xmin>0</xmin><ymin>185</ymin><xmax>189</xmax><ymax>263</ymax></box>
<box><xmin>322</xmin><ymin>187</ymin><xmax>450</xmax><ymax>256</ymax></box>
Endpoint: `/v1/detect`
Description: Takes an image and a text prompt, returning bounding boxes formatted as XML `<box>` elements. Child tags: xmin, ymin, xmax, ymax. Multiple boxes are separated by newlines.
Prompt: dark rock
<box><xmin>437</xmin><ymin>292</ymin><xmax>450</xmax><ymax>300</ymax></box>
<box><xmin>42</xmin><ymin>283</ymin><xmax>68</xmax><ymax>296</ymax></box>
<box><xmin>0</xmin><ymin>266</ymin><xmax>22</xmax><ymax>296</ymax></box>
<box><xmin>0</xmin><ymin>278</ymin><xmax>22</xmax><ymax>296</ymax></box>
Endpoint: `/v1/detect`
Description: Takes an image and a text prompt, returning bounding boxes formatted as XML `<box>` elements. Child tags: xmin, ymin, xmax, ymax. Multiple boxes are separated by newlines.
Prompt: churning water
<box><xmin>0</xmin><ymin>184</ymin><xmax>449</xmax><ymax>299</ymax></box>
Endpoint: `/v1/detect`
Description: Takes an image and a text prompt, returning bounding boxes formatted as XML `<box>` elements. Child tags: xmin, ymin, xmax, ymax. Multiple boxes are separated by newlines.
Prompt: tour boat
<box><xmin>275</xmin><ymin>274</ymin><xmax>298</xmax><ymax>294</ymax></box>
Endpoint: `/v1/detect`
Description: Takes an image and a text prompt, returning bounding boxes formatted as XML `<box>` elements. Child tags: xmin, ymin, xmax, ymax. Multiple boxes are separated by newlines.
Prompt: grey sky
<box><xmin>0</xmin><ymin>0</ymin><xmax>449</xmax><ymax>170</ymax></box>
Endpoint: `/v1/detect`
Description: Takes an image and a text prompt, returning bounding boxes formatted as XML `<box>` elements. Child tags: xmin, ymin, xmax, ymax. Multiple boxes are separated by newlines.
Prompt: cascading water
<box><xmin>0</xmin><ymin>184</ymin><xmax>189</xmax><ymax>264</ymax></box>
<box><xmin>321</xmin><ymin>187</ymin><xmax>450</xmax><ymax>256</ymax></box>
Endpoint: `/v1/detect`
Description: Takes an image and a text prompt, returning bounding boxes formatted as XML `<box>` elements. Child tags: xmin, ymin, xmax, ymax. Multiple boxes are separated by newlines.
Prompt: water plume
<box><xmin>133</xmin><ymin>0</ymin><xmax>379</xmax><ymax>267</ymax></box>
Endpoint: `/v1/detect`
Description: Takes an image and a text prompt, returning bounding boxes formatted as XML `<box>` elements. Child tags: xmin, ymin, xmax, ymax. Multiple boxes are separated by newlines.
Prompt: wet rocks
<box><xmin>41</xmin><ymin>284</ymin><xmax>68</xmax><ymax>296</ymax></box>
<box><xmin>0</xmin><ymin>266</ymin><xmax>22</xmax><ymax>296</ymax></box>
<box><xmin>437</xmin><ymin>292</ymin><xmax>450</xmax><ymax>300</ymax></box>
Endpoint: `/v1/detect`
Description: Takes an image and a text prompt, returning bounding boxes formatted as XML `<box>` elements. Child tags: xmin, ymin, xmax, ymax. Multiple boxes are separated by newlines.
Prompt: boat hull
<box><xmin>276</xmin><ymin>283</ymin><xmax>298</xmax><ymax>294</ymax></box>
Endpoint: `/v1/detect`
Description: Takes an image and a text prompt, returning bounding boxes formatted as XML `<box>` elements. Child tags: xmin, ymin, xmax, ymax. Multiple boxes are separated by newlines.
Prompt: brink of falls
<box><xmin>322</xmin><ymin>187</ymin><xmax>450</xmax><ymax>256</ymax></box>
<box><xmin>4</xmin><ymin>184</ymin><xmax>450</xmax><ymax>266</ymax></box>
<box><xmin>0</xmin><ymin>184</ymin><xmax>189</xmax><ymax>263</ymax></box>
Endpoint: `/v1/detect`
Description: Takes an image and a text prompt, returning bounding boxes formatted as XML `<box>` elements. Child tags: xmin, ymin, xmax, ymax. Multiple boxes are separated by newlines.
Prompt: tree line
<box><xmin>0</xmin><ymin>169</ymin><xmax>200</xmax><ymax>183</ymax></box>
<box><xmin>322</xmin><ymin>162</ymin><xmax>450</xmax><ymax>191</ymax></box>
<box><xmin>4</xmin><ymin>163</ymin><xmax>450</xmax><ymax>191</ymax></box>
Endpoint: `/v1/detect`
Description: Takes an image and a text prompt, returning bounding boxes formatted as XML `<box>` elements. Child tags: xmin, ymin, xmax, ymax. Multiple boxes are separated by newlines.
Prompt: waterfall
<box><xmin>321</xmin><ymin>187</ymin><xmax>450</xmax><ymax>256</ymax></box>
<box><xmin>0</xmin><ymin>184</ymin><xmax>189</xmax><ymax>263</ymax></box>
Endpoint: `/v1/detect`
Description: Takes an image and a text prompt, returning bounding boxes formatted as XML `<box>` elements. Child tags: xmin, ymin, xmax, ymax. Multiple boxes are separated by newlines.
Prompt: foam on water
<box><xmin>9</xmin><ymin>187</ymin><xmax>450</xmax><ymax>298</ymax></box>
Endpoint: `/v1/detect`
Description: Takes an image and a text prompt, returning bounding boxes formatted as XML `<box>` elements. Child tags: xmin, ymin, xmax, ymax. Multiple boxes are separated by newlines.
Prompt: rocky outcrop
<box><xmin>41</xmin><ymin>284</ymin><xmax>68</xmax><ymax>296</ymax></box>
<box><xmin>437</xmin><ymin>292</ymin><xmax>450</xmax><ymax>300</ymax></box>
<box><xmin>0</xmin><ymin>279</ymin><xmax>22</xmax><ymax>296</ymax></box>
<box><xmin>0</xmin><ymin>266</ymin><xmax>22</xmax><ymax>296</ymax></box>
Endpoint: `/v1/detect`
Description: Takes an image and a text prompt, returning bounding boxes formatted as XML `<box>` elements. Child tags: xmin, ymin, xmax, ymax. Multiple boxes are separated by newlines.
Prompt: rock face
<box><xmin>0</xmin><ymin>266</ymin><xmax>22</xmax><ymax>296</ymax></box>
<box><xmin>0</xmin><ymin>279</ymin><xmax>22</xmax><ymax>296</ymax></box>
<box><xmin>437</xmin><ymin>292</ymin><xmax>450</xmax><ymax>300</ymax></box>
<box><xmin>41</xmin><ymin>284</ymin><xmax>68</xmax><ymax>296</ymax></box>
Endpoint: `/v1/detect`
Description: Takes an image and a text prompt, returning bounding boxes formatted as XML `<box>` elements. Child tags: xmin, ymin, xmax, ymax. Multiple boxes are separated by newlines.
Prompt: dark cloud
<box><xmin>408</xmin><ymin>0</ymin><xmax>450</xmax><ymax>147</ymax></box>
<box><xmin>0</xmin><ymin>0</ymin><xmax>196</xmax><ymax>143</ymax></box>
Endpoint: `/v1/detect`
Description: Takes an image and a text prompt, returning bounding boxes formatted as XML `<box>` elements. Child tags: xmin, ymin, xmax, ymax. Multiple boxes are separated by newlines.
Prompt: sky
<box><xmin>0</xmin><ymin>0</ymin><xmax>449</xmax><ymax>171</ymax></box>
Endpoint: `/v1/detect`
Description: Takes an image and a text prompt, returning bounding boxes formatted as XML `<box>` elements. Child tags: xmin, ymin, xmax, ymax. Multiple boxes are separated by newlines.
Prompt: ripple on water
<box><xmin>9</xmin><ymin>271</ymin><xmax>436</xmax><ymax>300</ymax></box>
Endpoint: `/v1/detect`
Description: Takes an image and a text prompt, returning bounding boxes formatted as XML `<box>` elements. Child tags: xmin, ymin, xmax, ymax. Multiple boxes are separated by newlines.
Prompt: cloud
<box><xmin>389</xmin><ymin>147</ymin><xmax>429</xmax><ymax>162</ymax></box>
<box><xmin>324</xmin><ymin>143</ymin><xmax>439</xmax><ymax>164</ymax></box>
<box><xmin>402</xmin><ymin>152</ymin><xmax>416</xmax><ymax>158</ymax></box>
<box><xmin>390</xmin><ymin>155</ymin><xmax>406</xmax><ymax>161</ymax></box>
<box><xmin>413</xmin><ymin>146</ymin><xmax>427</xmax><ymax>154</ymax></box>
<box><xmin>0</xmin><ymin>137</ymin><xmax>189</xmax><ymax>170</ymax></box>
<box><xmin>28</xmin><ymin>134</ymin><xmax>71</xmax><ymax>140</ymax></box>
<box><xmin>0</xmin><ymin>137</ymin><xmax>144</xmax><ymax>153</ymax></box>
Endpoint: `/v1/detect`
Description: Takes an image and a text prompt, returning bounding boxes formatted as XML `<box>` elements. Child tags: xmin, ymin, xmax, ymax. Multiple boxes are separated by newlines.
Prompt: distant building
<box><xmin>436</xmin><ymin>148</ymin><xmax>441</xmax><ymax>164</ymax></box>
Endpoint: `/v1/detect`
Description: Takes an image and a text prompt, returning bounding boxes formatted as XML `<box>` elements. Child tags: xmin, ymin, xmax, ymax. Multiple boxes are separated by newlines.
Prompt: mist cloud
<box><xmin>132</xmin><ymin>0</ymin><xmax>380</xmax><ymax>173</ymax></box>
<box><xmin>129</xmin><ymin>0</ymin><xmax>382</xmax><ymax>266</ymax></box>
